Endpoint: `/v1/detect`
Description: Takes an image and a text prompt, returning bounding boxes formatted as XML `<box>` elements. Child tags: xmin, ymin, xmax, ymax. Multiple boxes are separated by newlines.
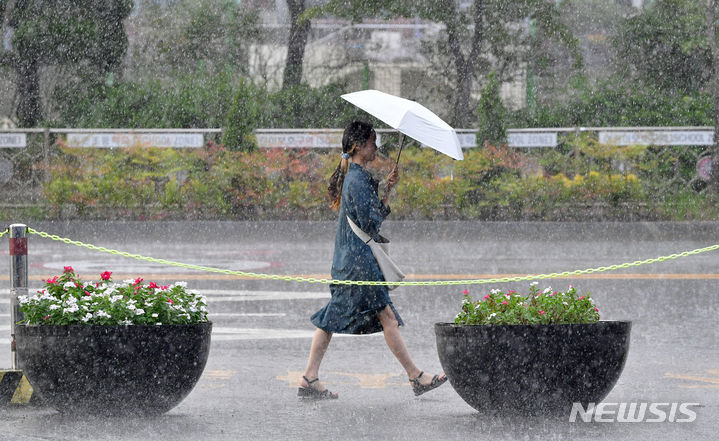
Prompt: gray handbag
<box><xmin>347</xmin><ymin>216</ymin><xmax>405</xmax><ymax>290</ymax></box>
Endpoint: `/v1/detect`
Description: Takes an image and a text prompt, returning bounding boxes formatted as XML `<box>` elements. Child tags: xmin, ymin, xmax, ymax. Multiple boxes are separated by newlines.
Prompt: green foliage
<box><xmin>454</xmin><ymin>285</ymin><xmax>600</xmax><ymax>325</ymax></box>
<box><xmin>264</xmin><ymin>83</ymin><xmax>357</xmax><ymax>128</ymax></box>
<box><xmin>44</xmin><ymin>143</ymin><xmax>337</xmax><ymax>220</ymax></box>
<box><xmin>58</xmin><ymin>69</ymin><xmax>240</xmax><ymax>128</ymax></box>
<box><xmin>613</xmin><ymin>0</ymin><xmax>711</xmax><ymax>94</ymax></box>
<box><xmin>222</xmin><ymin>80</ymin><xmax>262</xmax><ymax>151</ymax></box>
<box><xmin>3</xmin><ymin>0</ymin><xmax>133</xmax><ymax>126</ymax></box>
<box><xmin>130</xmin><ymin>0</ymin><xmax>262</xmax><ymax>75</ymax></box>
<box><xmin>477</xmin><ymin>72</ymin><xmax>507</xmax><ymax>146</ymax></box>
<box><xmin>513</xmin><ymin>79</ymin><xmax>713</xmax><ymax>127</ymax></box>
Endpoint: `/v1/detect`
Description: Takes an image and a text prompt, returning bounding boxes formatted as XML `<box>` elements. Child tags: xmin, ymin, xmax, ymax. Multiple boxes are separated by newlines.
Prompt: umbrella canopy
<box><xmin>341</xmin><ymin>89</ymin><xmax>464</xmax><ymax>161</ymax></box>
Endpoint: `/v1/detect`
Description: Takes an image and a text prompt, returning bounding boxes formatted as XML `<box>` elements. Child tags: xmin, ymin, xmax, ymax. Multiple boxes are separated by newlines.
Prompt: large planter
<box><xmin>435</xmin><ymin>321</ymin><xmax>631</xmax><ymax>415</ymax></box>
<box><xmin>15</xmin><ymin>322</ymin><xmax>212</xmax><ymax>416</ymax></box>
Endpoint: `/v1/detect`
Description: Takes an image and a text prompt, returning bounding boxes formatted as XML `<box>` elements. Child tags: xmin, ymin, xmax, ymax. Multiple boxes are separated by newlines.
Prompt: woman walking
<box><xmin>298</xmin><ymin>121</ymin><xmax>447</xmax><ymax>400</ymax></box>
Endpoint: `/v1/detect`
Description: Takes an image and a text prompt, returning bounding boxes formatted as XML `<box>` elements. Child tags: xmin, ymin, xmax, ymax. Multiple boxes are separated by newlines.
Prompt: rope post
<box><xmin>9</xmin><ymin>224</ymin><xmax>28</xmax><ymax>370</ymax></box>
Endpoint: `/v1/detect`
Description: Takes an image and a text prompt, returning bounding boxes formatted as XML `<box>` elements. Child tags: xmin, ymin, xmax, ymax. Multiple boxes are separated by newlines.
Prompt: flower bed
<box><xmin>18</xmin><ymin>267</ymin><xmax>208</xmax><ymax>325</ymax></box>
<box><xmin>454</xmin><ymin>283</ymin><xmax>600</xmax><ymax>325</ymax></box>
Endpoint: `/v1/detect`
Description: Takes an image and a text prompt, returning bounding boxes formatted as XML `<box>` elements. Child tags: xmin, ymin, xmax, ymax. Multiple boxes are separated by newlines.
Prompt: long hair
<box><xmin>328</xmin><ymin>121</ymin><xmax>374</xmax><ymax>210</ymax></box>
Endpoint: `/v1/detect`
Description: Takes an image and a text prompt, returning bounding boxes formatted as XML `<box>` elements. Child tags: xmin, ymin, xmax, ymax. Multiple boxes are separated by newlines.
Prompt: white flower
<box><xmin>490</xmin><ymin>289</ymin><xmax>501</xmax><ymax>294</ymax></box>
<box><xmin>127</xmin><ymin>304</ymin><xmax>136</xmax><ymax>311</ymax></box>
<box><xmin>95</xmin><ymin>310</ymin><xmax>111</xmax><ymax>319</ymax></box>
<box><xmin>173</xmin><ymin>281</ymin><xmax>187</xmax><ymax>288</ymax></box>
<box><xmin>63</xmin><ymin>304</ymin><xmax>79</xmax><ymax>314</ymax></box>
<box><xmin>65</xmin><ymin>296</ymin><xmax>78</xmax><ymax>304</ymax></box>
<box><xmin>562</xmin><ymin>301</ymin><xmax>568</xmax><ymax>306</ymax></box>
<box><xmin>152</xmin><ymin>313</ymin><xmax>159</xmax><ymax>318</ymax></box>
<box><xmin>110</xmin><ymin>295</ymin><xmax>124</xmax><ymax>303</ymax></box>
<box><xmin>63</xmin><ymin>282</ymin><xmax>75</xmax><ymax>289</ymax></box>
<box><xmin>530</xmin><ymin>281</ymin><xmax>538</xmax><ymax>286</ymax></box>
<box><xmin>542</xmin><ymin>287</ymin><xmax>552</xmax><ymax>294</ymax></box>
<box><xmin>17</xmin><ymin>295</ymin><xmax>28</xmax><ymax>304</ymax></box>
<box><xmin>488</xmin><ymin>312</ymin><xmax>497</xmax><ymax>319</ymax></box>
<box><xmin>135</xmin><ymin>308</ymin><xmax>145</xmax><ymax>315</ymax></box>
<box><xmin>120</xmin><ymin>319</ymin><xmax>132</xmax><ymax>325</ymax></box>
<box><xmin>82</xmin><ymin>313</ymin><xmax>93</xmax><ymax>322</ymax></box>
<box><xmin>49</xmin><ymin>304</ymin><xmax>61</xmax><ymax>310</ymax></box>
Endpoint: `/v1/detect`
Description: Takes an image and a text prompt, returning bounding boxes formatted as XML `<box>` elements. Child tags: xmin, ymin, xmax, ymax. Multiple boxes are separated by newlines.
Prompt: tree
<box><xmin>477</xmin><ymin>71</ymin><xmax>506</xmax><ymax>146</ymax></box>
<box><xmin>613</xmin><ymin>0</ymin><xmax>711</xmax><ymax>94</ymax></box>
<box><xmin>0</xmin><ymin>0</ymin><xmax>132</xmax><ymax>127</ymax></box>
<box><xmin>311</xmin><ymin>0</ymin><xmax>580</xmax><ymax>127</ymax></box>
<box><xmin>613</xmin><ymin>0</ymin><xmax>719</xmax><ymax>193</ymax></box>
<box><xmin>282</xmin><ymin>0</ymin><xmax>311</xmax><ymax>89</ymax></box>
<box><xmin>128</xmin><ymin>0</ymin><xmax>261</xmax><ymax>77</ymax></box>
<box><xmin>707</xmin><ymin>0</ymin><xmax>719</xmax><ymax>193</ymax></box>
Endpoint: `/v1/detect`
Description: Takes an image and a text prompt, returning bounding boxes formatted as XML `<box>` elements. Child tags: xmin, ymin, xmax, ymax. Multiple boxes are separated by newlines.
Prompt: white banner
<box><xmin>0</xmin><ymin>133</ymin><xmax>26</xmax><ymax>148</ymax></box>
<box><xmin>599</xmin><ymin>131</ymin><xmax>714</xmax><ymax>146</ymax></box>
<box><xmin>508</xmin><ymin>132</ymin><xmax>557</xmax><ymax>148</ymax></box>
<box><xmin>66</xmin><ymin>133</ymin><xmax>204</xmax><ymax>148</ymax></box>
<box><xmin>255</xmin><ymin>131</ymin><xmax>344</xmax><ymax>148</ymax></box>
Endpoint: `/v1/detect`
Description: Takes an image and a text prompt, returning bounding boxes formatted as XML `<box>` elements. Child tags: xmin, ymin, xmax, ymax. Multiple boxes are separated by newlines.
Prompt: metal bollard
<box><xmin>9</xmin><ymin>224</ymin><xmax>28</xmax><ymax>370</ymax></box>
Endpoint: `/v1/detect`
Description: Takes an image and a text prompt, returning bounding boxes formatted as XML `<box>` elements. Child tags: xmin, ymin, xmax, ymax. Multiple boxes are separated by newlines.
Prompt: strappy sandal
<box><xmin>297</xmin><ymin>376</ymin><xmax>339</xmax><ymax>400</ymax></box>
<box><xmin>409</xmin><ymin>371</ymin><xmax>448</xmax><ymax>397</ymax></box>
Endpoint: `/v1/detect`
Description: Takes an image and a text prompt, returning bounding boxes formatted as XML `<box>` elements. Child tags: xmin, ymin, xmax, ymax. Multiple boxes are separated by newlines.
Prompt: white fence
<box><xmin>0</xmin><ymin>126</ymin><xmax>716</xmax><ymax>149</ymax></box>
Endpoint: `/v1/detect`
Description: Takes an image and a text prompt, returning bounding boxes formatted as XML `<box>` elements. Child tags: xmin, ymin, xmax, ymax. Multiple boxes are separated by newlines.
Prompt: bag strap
<box><xmin>346</xmin><ymin>216</ymin><xmax>372</xmax><ymax>244</ymax></box>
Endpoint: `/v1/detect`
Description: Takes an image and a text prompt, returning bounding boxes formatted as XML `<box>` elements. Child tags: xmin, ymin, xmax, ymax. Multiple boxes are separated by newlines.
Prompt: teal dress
<box><xmin>311</xmin><ymin>163</ymin><xmax>404</xmax><ymax>334</ymax></box>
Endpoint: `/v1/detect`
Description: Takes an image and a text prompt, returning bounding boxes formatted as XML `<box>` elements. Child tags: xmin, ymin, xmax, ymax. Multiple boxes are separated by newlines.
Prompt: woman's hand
<box><xmin>382</xmin><ymin>166</ymin><xmax>400</xmax><ymax>205</ymax></box>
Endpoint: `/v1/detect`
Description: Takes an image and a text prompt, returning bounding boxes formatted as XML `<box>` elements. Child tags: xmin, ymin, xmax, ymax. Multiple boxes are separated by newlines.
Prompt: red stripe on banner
<box><xmin>9</xmin><ymin>238</ymin><xmax>27</xmax><ymax>256</ymax></box>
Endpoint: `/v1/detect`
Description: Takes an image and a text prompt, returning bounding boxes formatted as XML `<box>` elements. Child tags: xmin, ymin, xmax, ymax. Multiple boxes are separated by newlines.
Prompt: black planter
<box><xmin>15</xmin><ymin>322</ymin><xmax>212</xmax><ymax>416</ymax></box>
<box><xmin>435</xmin><ymin>321</ymin><xmax>631</xmax><ymax>415</ymax></box>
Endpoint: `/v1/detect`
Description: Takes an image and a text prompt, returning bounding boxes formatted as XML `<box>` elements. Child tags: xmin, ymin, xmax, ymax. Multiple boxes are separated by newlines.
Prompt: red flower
<box><xmin>578</xmin><ymin>296</ymin><xmax>585</xmax><ymax>300</ymax></box>
<box><xmin>100</xmin><ymin>271</ymin><xmax>112</xmax><ymax>281</ymax></box>
<box><xmin>167</xmin><ymin>298</ymin><xmax>174</xmax><ymax>305</ymax></box>
<box><xmin>133</xmin><ymin>277</ymin><xmax>143</xmax><ymax>286</ymax></box>
<box><xmin>462</xmin><ymin>289</ymin><xmax>469</xmax><ymax>296</ymax></box>
<box><xmin>539</xmin><ymin>310</ymin><xmax>545</xmax><ymax>315</ymax></box>
<box><xmin>43</xmin><ymin>315</ymin><xmax>50</xmax><ymax>320</ymax></box>
<box><xmin>148</xmin><ymin>282</ymin><xmax>159</xmax><ymax>289</ymax></box>
<box><xmin>483</xmin><ymin>294</ymin><xmax>490</xmax><ymax>299</ymax></box>
<box><xmin>63</xmin><ymin>266</ymin><xmax>74</xmax><ymax>273</ymax></box>
<box><xmin>84</xmin><ymin>291</ymin><xmax>91</xmax><ymax>296</ymax></box>
<box><xmin>501</xmin><ymin>301</ymin><xmax>508</xmax><ymax>305</ymax></box>
<box><xmin>46</xmin><ymin>276</ymin><xmax>59</xmax><ymax>284</ymax></box>
<box><xmin>160</xmin><ymin>285</ymin><xmax>169</xmax><ymax>290</ymax></box>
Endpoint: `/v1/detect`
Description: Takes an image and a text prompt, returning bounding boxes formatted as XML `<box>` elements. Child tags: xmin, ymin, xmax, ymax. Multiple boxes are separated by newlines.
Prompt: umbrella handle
<box><xmin>395</xmin><ymin>133</ymin><xmax>405</xmax><ymax>166</ymax></box>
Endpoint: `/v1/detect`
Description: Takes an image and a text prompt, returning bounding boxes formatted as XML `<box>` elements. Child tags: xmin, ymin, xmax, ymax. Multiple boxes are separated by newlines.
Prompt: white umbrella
<box><xmin>341</xmin><ymin>89</ymin><xmax>464</xmax><ymax>162</ymax></box>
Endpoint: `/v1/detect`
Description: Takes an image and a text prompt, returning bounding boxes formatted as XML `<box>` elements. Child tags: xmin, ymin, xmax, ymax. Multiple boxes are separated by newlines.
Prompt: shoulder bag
<box><xmin>346</xmin><ymin>216</ymin><xmax>405</xmax><ymax>290</ymax></box>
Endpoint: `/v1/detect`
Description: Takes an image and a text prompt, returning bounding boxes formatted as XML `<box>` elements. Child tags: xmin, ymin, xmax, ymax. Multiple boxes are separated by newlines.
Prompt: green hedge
<box><xmin>39</xmin><ymin>139</ymin><xmax>719</xmax><ymax>221</ymax></box>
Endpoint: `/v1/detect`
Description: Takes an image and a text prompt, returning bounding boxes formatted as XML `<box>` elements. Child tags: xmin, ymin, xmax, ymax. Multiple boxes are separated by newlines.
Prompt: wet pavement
<box><xmin>0</xmin><ymin>221</ymin><xmax>717</xmax><ymax>440</ymax></box>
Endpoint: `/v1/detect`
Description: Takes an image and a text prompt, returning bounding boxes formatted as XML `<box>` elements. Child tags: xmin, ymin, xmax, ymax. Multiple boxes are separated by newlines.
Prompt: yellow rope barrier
<box><xmin>25</xmin><ymin>228</ymin><xmax>719</xmax><ymax>287</ymax></box>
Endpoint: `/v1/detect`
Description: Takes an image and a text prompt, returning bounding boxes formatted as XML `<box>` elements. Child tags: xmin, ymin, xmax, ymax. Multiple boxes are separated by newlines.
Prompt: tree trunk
<box><xmin>282</xmin><ymin>0</ymin><xmax>310</xmax><ymax>90</ymax></box>
<box><xmin>16</xmin><ymin>59</ymin><xmax>41</xmax><ymax>127</ymax></box>
<box><xmin>707</xmin><ymin>0</ymin><xmax>719</xmax><ymax>193</ymax></box>
<box><xmin>454</xmin><ymin>62</ymin><xmax>473</xmax><ymax>127</ymax></box>
<box><xmin>445</xmin><ymin>0</ymin><xmax>485</xmax><ymax>128</ymax></box>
